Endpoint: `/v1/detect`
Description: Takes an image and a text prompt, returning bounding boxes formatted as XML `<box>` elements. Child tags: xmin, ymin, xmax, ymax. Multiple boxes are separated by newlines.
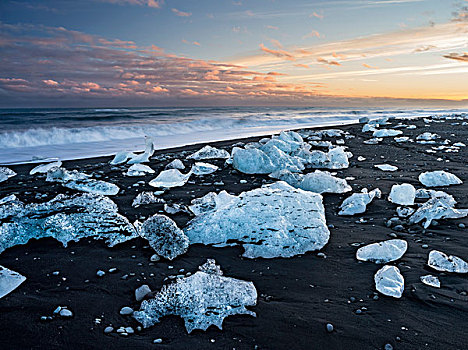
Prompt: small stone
<box><xmin>459</xmin><ymin>223</ymin><xmax>466</xmax><ymax>228</ymax></box>
<box><xmin>59</xmin><ymin>309</ymin><xmax>73</xmax><ymax>318</ymax></box>
<box><xmin>96</xmin><ymin>270</ymin><xmax>105</xmax><ymax>277</ymax></box>
<box><xmin>326</xmin><ymin>323</ymin><xmax>334</xmax><ymax>332</ymax></box>
<box><xmin>150</xmin><ymin>254</ymin><xmax>160</xmax><ymax>262</ymax></box>
<box><xmin>135</xmin><ymin>284</ymin><xmax>152</xmax><ymax>301</ymax></box>
<box><xmin>384</xmin><ymin>344</ymin><xmax>393</xmax><ymax>350</ymax></box>
<box><xmin>104</xmin><ymin>326</ymin><xmax>114</xmax><ymax>334</ymax></box>
<box><xmin>108</xmin><ymin>268</ymin><xmax>118</xmax><ymax>273</ymax></box>
<box><xmin>119</xmin><ymin>306</ymin><xmax>134</xmax><ymax>315</ymax></box>
<box><xmin>153</xmin><ymin>338</ymin><xmax>163</xmax><ymax>344</ymax></box>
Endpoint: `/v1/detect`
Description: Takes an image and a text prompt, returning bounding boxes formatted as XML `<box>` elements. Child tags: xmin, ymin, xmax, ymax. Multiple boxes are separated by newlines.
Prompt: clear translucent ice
<box><xmin>0</xmin><ymin>265</ymin><xmax>26</xmax><ymax>299</ymax></box>
<box><xmin>388</xmin><ymin>183</ymin><xmax>416</xmax><ymax>206</ymax></box>
<box><xmin>0</xmin><ymin>167</ymin><xmax>16</xmax><ymax>183</ymax></box>
<box><xmin>420</xmin><ymin>275</ymin><xmax>440</xmax><ymax>288</ymax></box>
<box><xmin>184</xmin><ymin>181</ymin><xmax>330</xmax><ymax>258</ymax></box>
<box><xmin>339</xmin><ymin>188</ymin><xmax>381</xmax><ymax>216</ymax></box>
<box><xmin>187</xmin><ymin>145</ymin><xmax>230</xmax><ymax>160</ymax></box>
<box><xmin>409</xmin><ymin>196</ymin><xmax>468</xmax><ymax>228</ymax></box>
<box><xmin>149</xmin><ymin>169</ymin><xmax>192</xmax><ymax>188</ymax></box>
<box><xmin>374</xmin><ymin>265</ymin><xmax>404</xmax><ymax>298</ymax></box>
<box><xmin>30</xmin><ymin>161</ymin><xmax>62</xmax><ymax>175</ymax></box>
<box><xmin>133</xmin><ymin>259</ymin><xmax>257</xmax><ymax>333</ymax></box>
<box><xmin>356</xmin><ymin>239</ymin><xmax>407</xmax><ymax>264</ymax></box>
<box><xmin>0</xmin><ymin>193</ymin><xmax>138</xmax><ymax>254</ymax></box>
<box><xmin>191</xmin><ymin>162</ymin><xmax>219</xmax><ymax>175</ymax></box>
<box><xmin>427</xmin><ymin>250</ymin><xmax>468</xmax><ymax>273</ymax></box>
<box><xmin>418</xmin><ymin>171</ymin><xmax>462</xmax><ymax>187</ymax></box>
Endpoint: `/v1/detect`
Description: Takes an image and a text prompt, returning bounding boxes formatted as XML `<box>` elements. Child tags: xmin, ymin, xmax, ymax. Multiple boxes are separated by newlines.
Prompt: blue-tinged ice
<box><xmin>339</xmin><ymin>188</ymin><xmax>381</xmax><ymax>216</ymax></box>
<box><xmin>420</xmin><ymin>275</ymin><xmax>440</xmax><ymax>288</ymax></box>
<box><xmin>0</xmin><ymin>167</ymin><xmax>16</xmax><ymax>183</ymax></box>
<box><xmin>232</xmin><ymin>147</ymin><xmax>276</xmax><ymax>174</ymax></box>
<box><xmin>372</xmin><ymin>129</ymin><xmax>403</xmax><ymax>137</ymax></box>
<box><xmin>133</xmin><ymin>259</ymin><xmax>257</xmax><ymax>332</ymax></box>
<box><xmin>0</xmin><ymin>265</ymin><xmax>26</xmax><ymax>299</ymax></box>
<box><xmin>191</xmin><ymin>162</ymin><xmax>219</xmax><ymax>176</ymax></box>
<box><xmin>139</xmin><ymin>214</ymin><xmax>189</xmax><ymax>260</ymax></box>
<box><xmin>356</xmin><ymin>239</ymin><xmax>407</xmax><ymax>263</ymax></box>
<box><xmin>427</xmin><ymin>250</ymin><xmax>468</xmax><ymax>273</ymax></box>
<box><xmin>187</xmin><ymin>145</ymin><xmax>230</xmax><ymax>160</ymax></box>
<box><xmin>388</xmin><ymin>183</ymin><xmax>416</xmax><ymax>206</ymax></box>
<box><xmin>30</xmin><ymin>161</ymin><xmax>62</xmax><ymax>175</ymax></box>
<box><xmin>271</xmin><ymin>169</ymin><xmax>351</xmax><ymax>194</ymax></box>
<box><xmin>184</xmin><ymin>181</ymin><xmax>330</xmax><ymax>258</ymax></box>
<box><xmin>374</xmin><ymin>164</ymin><xmax>398</xmax><ymax>172</ymax></box>
<box><xmin>0</xmin><ymin>193</ymin><xmax>138</xmax><ymax>254</ymax></box>
<box><xmin>374</xmin><ymin>265</ymin><xmax>404</xmax><ymax>298</ymax></box>
<box><xmin>188</xmin><ymin>191</ymin><xmax>236</xmax><ymax>216</ymax></box>
<box><xmin>126</xmin><ymin>164</ymin><xmax>155</xmax><ymax>177</ymax></box>
<box><xmin>127</xmin><ymin>137</ymin><xmax>155</xmax><ymax>164</ymax></box>
<box><xmin>149</xmin><ymin>169</ymin><xmax>192</xmax><ymax>188</ymax></box>
<box><xmin>409</xmin><ymin>196</ymin><xmax>468</xmax><ymax>228</ymax></box>
<box><xmin>110</xmin><ymin>151</ymin><xmax>136</xmax><ymax>165</ymax></box>
<box><xmin>165</xmin><ymin>159</ymin><xmax>185</xmax><ymax>170</ymax></box>
<box><xmin>132</xmin><ymin>191</ymin><xmax>164</xmax><ymax>207</ymax></box>
<box><xmin>418</xmin><ymin>170</ymin><xmax>462</xmax><ymax>187</ymax></box>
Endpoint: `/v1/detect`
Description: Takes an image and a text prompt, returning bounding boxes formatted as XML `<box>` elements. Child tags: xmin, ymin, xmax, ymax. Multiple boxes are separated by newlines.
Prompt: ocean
<box><xmin>0</xmin><ymin>106</ymin><xmax>466</xmax><ymax>164</ymax></box>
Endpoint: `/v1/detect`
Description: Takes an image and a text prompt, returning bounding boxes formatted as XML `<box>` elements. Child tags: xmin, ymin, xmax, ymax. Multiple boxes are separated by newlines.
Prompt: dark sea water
<box><xmin>0</xmin><ymin>106</ymin><xmax>466</xmax><ymax>164</ymax></box>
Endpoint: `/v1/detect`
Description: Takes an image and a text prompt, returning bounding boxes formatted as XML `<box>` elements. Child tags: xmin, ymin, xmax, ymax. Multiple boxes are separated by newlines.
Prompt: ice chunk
<box><xmin>394</xmin><ymin>136</ymin><xmax>410</xmax><ymax>143</ymax></box>
<box><xmin>420</xmin><ymin>275</ymin><xmax>440</xmax><ymax>288</ymax></box>
<box><xmin>415</xmin><ymin>189</ymin><xmax>456</xmax><ymax>204</ymax></box>
<box><xmin>133</xmin><ymin>259</ymin><xmax>257</xmax><ymax>332</ymax></box>
<box><xmin>187</xmin><ymin>145</ymin><xmax>230</xmax><ymax>160</ymax></box>
<box><xmin>388</xmin><ymin>184</ymin><xmax>416</xmax><ymax>206</ymax></box>
<box><xmin>188</xmin><ymin>191</ymin><xmax>236</xmax><ymax>216</ymax></box>
<box><xmin>0</xmin><ymin>265</ymin><xmax>26</xmax><ymax>299</ymax></box>
<box><xmin>139</xmin><ymin>214</ymin><xmax>189</xmax><ymax>260</ymax></box>
<box><xmin>185</xmin><ymin>182</ymin><xmax>330</xmax><ymax>258</ymax></box>
<box><xmin>417</xmin><ymin>132</ymin><xmax>440</xmax><ymax>141</ymax></box>
<box><xmin>339</xmin><ymin>188</ymin><xmax>381</xmax><ymax>216</ymax></box>
<box><xmin>356</xmin><ymin>239</ymin><xmax>407</xmax><ymax>263</ymax></box>
<box><xmin>409</xmin><ymin>197</ymin><xmax>468</xmax><ymax>228</ymax></box>
<box><xmin>46</xmin><ymin>167</ymin><xmax>90</xmax><ymax>182</ymax></box>
<box><xmin>303</xmin><ymin>147</ymin><xmax>350</xmax><ymax>169</ymax></box>
<box><xmin>0</xmin><ymin>193</ymin><xmax>138</xmax><ymax>254</ymax></box>
<box><xmin>30</xmin><ymin>161</ymin><xmax>62</xmax><ymax>175</ymax></box>
<box><xmin>64</xmin><ymin>180</ymin><xmax>120</xmax><ymax>196</ymax></box>
<box><xmin>128</xmin><ymin>137</ymin><xmax>155</xmax><ymax>164</ymax></box>
<box><xmin>126</xmin><ymin>164</ymin><xmax>155</xmax><ymax>177</ymax></box>
<box><xmin>298</xmin><ymin>171</ymin><xmax>352</xmax><ymax>194</ymax></box>
<box><xmin>110</xmin><ymin>151</ymin><xmax>135</xmax><ymax>165</ymax></box>
<box><xmin>0</xmin><ymin>167</ymin><xmax>17</xmax><ymax>183</ymax></box>
<box><xmin>132</xmin><ymin>192</ymin><xmax>164</xmax><ymax>208</ymax></box>
<box><xmin>258</xmin><ymin>144</ymin><xmax>304</xmax><ymax>173</ymax></box>
<box><xmin>396</xmin><ymin>206</ymin><xmax>415</xmax><ymax>218</ymax></box>
<box><xmin>165</xmin><ymin>159</ymin><xmax>185</xmax><ymax>170</ymax></box>
<box><xmin>418</xmin><ymin>171</ymin><xmax>462</xmax><ymax>187</ymax></box>
<box><xmin>149</xmin><ymin>169</ymin><xmax>192</xmax><ymax>188</ymax></box>
<box><xmin>373</xmin><ymin>129</ymin><xmax>403</xmax><ymax>137</ymax></box>
<box><xmin>191</xmin><ymin>162</ymin><xmax>219</xmax><ymax>176</ymax></box>
<box><xmin>427</xmin><ymin>250</ymin><xmax>468</xmax><ymax>273</ymax></box>
<box><xmin>374</xmin><ymin>164</ymin><xmax>398</xmax><ymax>172</ymax></box>
<box><xmin>232</xmin><ymin>148</ymin><xmax>276</xmax><ymax>174</ymax></box>
<box><xmin>374</xmin><ymin>265</ymin><xmax>404</xmax><ymax>298</ymax></box>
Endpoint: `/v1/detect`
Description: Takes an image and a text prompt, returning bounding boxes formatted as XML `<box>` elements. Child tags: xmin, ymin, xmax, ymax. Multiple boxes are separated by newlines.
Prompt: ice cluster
<box><xmin>356</xmin><ymin>239</ymin><xmax>407</xmax><ymax>264</ymax></box>
<box><xmin>427</xmin><ymin>250</ymin><xmax>468</xmax><ymax>273</ymax></box>
<box><xmin>0</xmin><ymin>265</ymin><xmax>26</xmax><ymax>299</ymax></box>
<box><xmin>409</xmin><ymin>195</ymin><xmax>468</xmax><ymax>228</ymax></box>
<box><xmin>185</xmin><ymin>181</ymin><xmax>330</xmax><ymax>258</ymax></box>
<box><xmin>339</xmin><ymin>188</ymin><xmax>381</xmax><ymax>216</ymax></box>
<box><xmin>420</xmin><ymin>275</ymin><xmax>440</xmax><ymax>288</ymax></box>
<box><xmin>0</xmin><ymin>193</ymin><xmax>138</xmax><ymax>254</ymax></box>
<box><xmin>374</xmin><ymin>265</ymin><xmax>404</xmax><ymax>298</ymax></box>
<box><xmin>133</xmin><ymin>259</ymin><xmax>257</xmax><ymax>333</ymax></box>
<box><xmin>418</xmin><ymin>171</ymin><xmax>462</xmax><ymax>187</ymax></box>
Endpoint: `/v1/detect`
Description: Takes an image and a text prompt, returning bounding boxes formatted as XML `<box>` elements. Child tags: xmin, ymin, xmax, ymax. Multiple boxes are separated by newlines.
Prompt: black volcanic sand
<box><xmin>1</xmin><ymin>116</ymin><xmax>467</xmax><ymax>350</ymax></box>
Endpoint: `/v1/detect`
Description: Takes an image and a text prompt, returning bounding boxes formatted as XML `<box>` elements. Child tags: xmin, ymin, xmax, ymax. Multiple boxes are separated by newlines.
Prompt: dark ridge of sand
<box><xmin>0</xmin><ymin>116</ymin><xmax>467</xmax><ymax>350</ymax></box>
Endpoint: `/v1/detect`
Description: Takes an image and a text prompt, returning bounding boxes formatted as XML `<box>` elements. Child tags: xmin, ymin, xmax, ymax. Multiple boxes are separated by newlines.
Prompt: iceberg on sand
<box><xmin>356</xmin><ymin>239</ymin><xmax>407</xmax><ymax>264</ymax></box>
<box><xmin>187</xmin><ymin>145</ymin><xmax>230</xmax><ymax>160</ymax></box>
<box><xmin>0</xmin><ymin>167</ymin><xmax>16</xmax><ymax>183</ymax></box>
<box><xmin>0</xmin><ymin>265</ymin><xmax>26</xmax><ymax>299</ymax></box>
<box><xmin>418</xmin><ymin>170</ymin><xmax>462</xmax><ymax>187</ymax></box>
<box><xmin>149</xmin><ymin>169</ymin><xmax>192</xmax><ymax>188</ymax></box>
<box><xmin>388</xmin><ymin>183</ymin><xmax>416</xmax><ymax>206</ymax></box>
<box><xmin>374</xmin><ymin>265</ymin><xmax>404</xmax><ymax>298</ymax></box>
<box><xmin>339</xmin><ymin>188</ymin><xmax>381</xmax><ymax>216</ymax></box>
<box><xmin>427</xmin><ymin>250</ymin><xmax>468</xmax><ymax>273</ymax></box>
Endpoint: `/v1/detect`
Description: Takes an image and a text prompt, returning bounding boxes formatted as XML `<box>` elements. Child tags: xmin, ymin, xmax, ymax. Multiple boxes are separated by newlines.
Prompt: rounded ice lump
<box><xmin>418</xmin><ymin>171</ymin><xmax>462</xmax><ymax>187</ymax></box>
<box><xmin>356</xmin><ymin>239</ymin><xmax>407</xmax><ymax>264</ymax></box>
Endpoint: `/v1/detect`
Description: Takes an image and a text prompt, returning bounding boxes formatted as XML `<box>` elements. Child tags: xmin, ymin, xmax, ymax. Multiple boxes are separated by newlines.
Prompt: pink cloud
<box><xmin>172</xmin><ymin>8</ymin><xmax>192</xmax><ymax>17</ymax></box>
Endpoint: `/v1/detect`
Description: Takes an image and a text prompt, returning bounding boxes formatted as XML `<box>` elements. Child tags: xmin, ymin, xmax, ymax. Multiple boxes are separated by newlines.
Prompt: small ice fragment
<box><xmin>0</xmin><ymin>167</ymin><xmax>17</xmax><ymax>183</ymax></box>
<box><xmin>191</xmin><ymin>162</ymin><xmax>218</xmax><ymax>176</ymax></box>
<box><xmin>187</xmin><ymin>146</ymin><xmax>230</xmax><ymax>160</ymax></box>
<box><xmin>298</xmin><ymin>171</ymin><xmax>352</xmax><ymax>194</ymax></box>
<box><xmin>418</xmin><ymin>170</ymin><xmax>462</xmax><ymax>187</ymax></box>
<box><xmin>374</xmin><ymin>265</ymin><xmax>404</xmax><ymax>298</ymax></box>
<box><xmin>139</xmin><ymin>214</ymin><xmax>189</xmax><ymax>260</ymax></box>
<box><xmin>339</xmin><ymin>188</ymin><xmax>381</xmax><ymax>216</ymax></box>
<box><xmin>126</xmin><ymin>164</ymin><xmax>155</xmax><ymax>177</ymax></box>
<box><xmin>110</xmin><ymin>151</ymin><xmax>135</xmax><ymax>165</ymax></box>
<box><xmin>427</xmin><ymin>250</ymin><xmax>468</xmax><ymax>273</ymax></box>
<box><xmin>416</xmin><ymin>132</ymin><xmax>440</xmax><ymax>141</ymax></box>
<box><xmin>374</xmin><ymin>164</ymin><xmax>398</xmax><ymax>172</ymax></box>
<box><xmin>30</xmin><ymin>161</ymin><xmax>62</xmax><ymax>175</ymax></box>
<box><xmin>165</xmin><ymin>159</ymin><xmax>185</xmax><ymax>170</ymax></box>
<box><xmin>0</xmin><ymin>265</ymin><xmax>26</xmax><ymax>299</ymax></box>
<box><xmin>394</xmin><ymin>137</ymin><xmax>410</xmax><ymax>143</ymax></box>
<box><xmin>133</xmin><ymin>259</ymin><xmax>257</xmax><ymax>333</ymax></box>
<box><xmin>356</xmin><ymin>239</ymin><xmax>407</xmax><ymax>263</ymax></box>
<box><xmin>357</xmin><ymin>156</ymin><xmax>366</xmax><ymax>161</ymax></box>
<box><xmin>149</xmin><ymin>169</ymin><xmax>191</xmax><ymax>188</ymax></box>
<box><xmin>59</xmin><ymin>308</ymin><xmax>73</xmax><ymax>318</ymax></box>
<box><xmin>373</xmin><ymin>129</ymin><xmax>403</xmax><ymax>138</ymax></box>
<box><xmin>132</xmin><ymin>192</ymin><xmax>164</xmax><ymax>207</ymax></box>
<box><xmin>64</xmin><ymin>180</ymin><xmax>120</xmax><ymax>196</ymax></box>
<box><xmin>120</xmin><ymin>306</ymin><xmax>134</xmax><ymax>315</ymax></box>
<box><xmin>388</xmin><ymin>184</ymin><xmax>416</xmax><ymax>206</ymax></box>
<box><xmin>420</xmin><ymin>275</ymin><xmax>440</xmax><ymax>288</ymax></box>
<box><xmin>453</xmin><ymin>142</ymin><xmax>466</xmax><ymax>147</ymax></box>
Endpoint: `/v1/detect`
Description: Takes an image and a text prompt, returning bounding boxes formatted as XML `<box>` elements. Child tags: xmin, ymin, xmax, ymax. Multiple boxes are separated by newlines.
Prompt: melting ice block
<box><xmin>409</xmin><ymin>196</ymin><xmax>468</xmax><ymax>228</ymax></box>
<box><xmin>149</xmin><ymin>169</ymin><xmax>191</xmax><ymax>188</ymax></box>
<box><xmin>339</xmin><ymin>188</ymin><xmax>381</xmax><ymax>216</ymax></box>
<box><xmin>232</xmin><ymin>148</ymin><xmax>276</xmax><ymax>174</ymax></box>
<box><xmin>185</xmin><ymin>181</ymin><xmax>330</xmax><ymax>258</ymax></box>
<box><xmin>188</xmin><ymin>191</ymin><xmax>236</xmax><ymax>216</ymax></box>
<box><xmin>126</xmin><ymin>164</ymin><xmax>155</xmax><ymax>177</ymax></box>
<box><xmin>356</xmin><ymin>239</ymin><xmax>407</xmax><ymax>263</ymax></box>
<box><xmin>373</xmin><ymin>129</ymin><xmax>403</xmax><ymax>138</ymax></box>
<box><xmin>427</xmin><ymin>250</ymin><xmax>468</xmax><ymax>273</ymax></box>
<box><xmin>0</xmin><ymin>265</ymin><xmax>26</xmax><ymax>299</ymax></box>
<box><xmin>187</xmin><ymin>145</ymin><xmax>230</xmax><ymax>160</ymax></box>
<box><xmin>110</xmin><ymin>151</ymin><xmax>136</xmax><ymax>165</ymax></box>
<box><xmin>0</xmin><ymin>193</ymin><xmax>138</xmax><ymax>254</ymax></box>
<box><xmin>374</xmin><ymin>164</ymin><xmax>398</xmax><ymax>172</ymax></box>
<box><xmin>418</xmin><ymin>171</ymin><xmax>462</xmax><ymax>187</ymax></box>
<box><xmin>165</xmin><ymin>159</ymin><xmax>185</xmax><ymax>170</ymax></box>
<box><xmin>133</xmin><ymin>259</ymin><xmax>257</xmax><ymax>332</ymax></box>
<box><xmin>298</xmin><ymin>171</ymin><xmax>352</xmax><ymax>194</ymax></box>
<box><xmin>132</xmin><ymin>192</ymin><xmax>164</xmax><ymax>207</ymax></box>
<box><xmin>127</xmin><ymin>137</ymin><xmax>155</xmax><ymax>164</ymax></box>
<box><xmin>374</xmin><ymin>265</ymin><xmax>404</xmax><ymax>298</ymax></box>
<box><xmin>388</xmin><ymin>183</ymin><xmax>416</xmax><ymax>206</ymax></box>
<box><xmin>139</xmin><ymin>214</ymin><xmax>189</xmax><ymax>260</ymax></box>
<box><xmin>420</xmin><ymin>275</ymin><xmax>440</xmax><ymax>288</ymax></box>
<box><xmin>191</xmin><ymin>162</ymin><xmax>219</xmax><ymax>176</ymax></box>
<box><xmin>0</xmin><ymin>167</ymin><xmax>16</xmax><ymax>183</ymax></box>
<box><xmin>30</xmin><ymin>161</ymin><xmax>62</xmax><ymax>175</ymax></box>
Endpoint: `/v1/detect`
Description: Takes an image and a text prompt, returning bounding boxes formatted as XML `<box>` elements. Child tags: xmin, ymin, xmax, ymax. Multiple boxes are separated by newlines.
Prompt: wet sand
<box><xmin>0</xmin><ymin>115</ymin><xmax>467</xmax><ymax>350</ymax></box>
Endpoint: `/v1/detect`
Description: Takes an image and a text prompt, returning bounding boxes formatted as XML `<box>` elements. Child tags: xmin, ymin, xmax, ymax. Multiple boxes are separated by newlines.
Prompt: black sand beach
<box><xmin>1</xmin><ymin>116</ymin><xmax>467</xmax><ymax>350</ymax></box>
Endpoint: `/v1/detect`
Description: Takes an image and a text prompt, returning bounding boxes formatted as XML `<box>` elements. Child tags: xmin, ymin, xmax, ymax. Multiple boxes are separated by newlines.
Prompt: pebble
<box><xmin>459</xmin><ymin>223</ymin><xmax>466</xmax><ymax>228</ymax></box>
<box><xmin>326</xmin><ymin>323</ymin><xmax>334</xmax><ymax>332</ymax></box>
<box><xmin>135</xmin><ymin>284</ymin><xmax>152</xmax><ymax>301</ymax></box>
<box><xmin>59</xmin><ymin>309</ymin><xmax>73</xmax><ymax>318</ymax></box>
<box><xmin>96</xmin><ymin>270</ymin><xmax>105</xmax><ymax>277</ymax></box>
<box><xmin>153</xmin><ymin>338</ymin><xmax>163</xmax><ymax>344</ymax></box>
<box><xmin>104</xmin><ymin>326</ymin><xmax>114</xmax><ymax>334</ymax></box>
<box><xmin>119</xmin><ymin>307</ymin><xmax>134</xmax><ymax>315</ymax></box>
<box><xmin>384</xmin><ymin>344</ymin><xmax>393</xmax><ymax>350</ymax></box>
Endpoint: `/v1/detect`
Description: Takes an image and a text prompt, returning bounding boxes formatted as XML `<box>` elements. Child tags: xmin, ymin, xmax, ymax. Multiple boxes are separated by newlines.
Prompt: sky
<box><xmin>0</xmin><ymin>0</ymin><xmax>467</xmax><ymax>107</ymax></box>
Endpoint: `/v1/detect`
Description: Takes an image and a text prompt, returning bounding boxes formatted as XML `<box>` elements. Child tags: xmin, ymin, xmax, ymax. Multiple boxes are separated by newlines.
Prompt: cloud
<box><xmin>172</xmin><ymin>8</ymin><xmax>192</xmax><ymax>17</ymax></box>
<box><xmin>99</xmin><ymin>0</ymin><xmax>164</xmax><ymax>8</ymax></box>
<box><xmin>294</xmin><ymin>64</ymin><xmax>310</xmax><ymax>68</ymax></box>
<box><xmin>266</xmin><ymin>25</ymin><xmax>279</xmax><ymax>30</ymax></box>
<box><xmin>443</xmin><ymin>52</ymin><xmax>468</xmax><ymax>62</ymax></box>
<box><xmin>362</xmin><ymin>63</ymin><xmax>378</xmax><ymax>69</ymax></box>
<box><xmin>309</xmin><ymin>12</ymin><xmax>324</xmax><ymax>19</ymax></box>
<box><xmin>317</xmin><ymin>57</ymin><xmax>341</xmax><ymax>66</ymax></box>
<box><xmin>259</xmin><ymin>43</ymin><xmax>296</xmax><ymax>61</ymax></box>
<box><xmin>269</xmin><ymin>39</ymin><xmax>283</xmax><ymax>49</ymax></box>
<box><xmin>302</xmin><ymin>30</ymin><xmax>321</xmax><ymax>39</ymax></box>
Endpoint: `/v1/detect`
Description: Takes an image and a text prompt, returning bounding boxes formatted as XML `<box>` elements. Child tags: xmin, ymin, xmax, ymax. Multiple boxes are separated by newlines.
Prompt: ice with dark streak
<box><xmin>133</xmin><ymin>259</ymin><xmax>257</xmax><ymax>333</ymax></box>
<box><xmin>184</xmin><ymin>181</ymin><xmax>330</xmax><ymax>258</ymax></box>
<box><xmin>0</xmin><ymin>193</ymin><xmax>138</xmax><ymax>254</ymax></box>
<box><xmin>0</xmin><ymin>265</ymin><xmax>26</xmax><ymax>299</ymax></box>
